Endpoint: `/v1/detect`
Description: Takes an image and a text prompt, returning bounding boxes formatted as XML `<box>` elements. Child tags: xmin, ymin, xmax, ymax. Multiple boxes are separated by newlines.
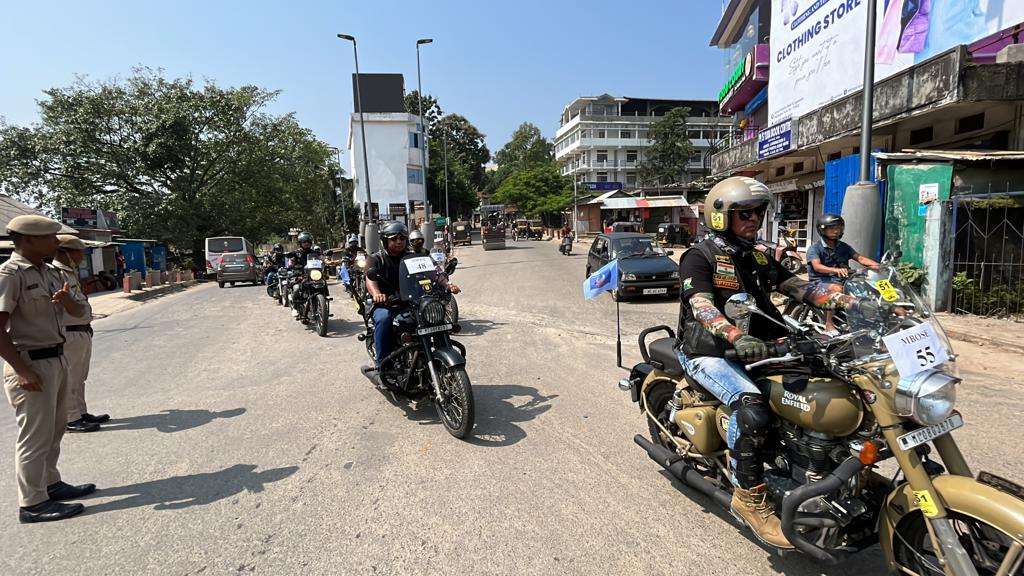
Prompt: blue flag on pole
<box><xmin>582</xmin><ymin>259</ymin><xmax>619</xmax><ymax>300</ymax></box>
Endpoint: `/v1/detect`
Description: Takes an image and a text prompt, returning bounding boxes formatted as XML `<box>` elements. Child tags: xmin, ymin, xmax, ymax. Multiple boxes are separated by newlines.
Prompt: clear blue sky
<box><xmin>1</xmin><ymin>0</ymin><xmax>728</xmax><ymax>165</ymax></box>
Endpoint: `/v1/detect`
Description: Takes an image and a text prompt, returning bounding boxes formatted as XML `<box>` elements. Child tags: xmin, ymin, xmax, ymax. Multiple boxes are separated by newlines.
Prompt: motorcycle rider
<box><xmin>408</xmin><ymin>230</ymin><xmax>429</xmax><ymax>256</ymax></box>
<box><xmin>339</xmin><ymin>233</ymin><xmax>363</xmax><ymax>285</ymax></box>
<box><xmin>675</xmin><ymin>176</ymin><xmax>875</xmax><ymax>549</ymax></box>
<box><xmin>807</xmin><ymin>214</ymin><xmax>880</xmax><ymax>335</ymax></box>
<box><xmin>285</xmin><ymin>232</ymin><xmax>315</xmax><ymax>318</ymax></box>
<box><xmin>362</xmin><ymin>222</ymin><xmax>410</xmax><ymax>385</ymax></box>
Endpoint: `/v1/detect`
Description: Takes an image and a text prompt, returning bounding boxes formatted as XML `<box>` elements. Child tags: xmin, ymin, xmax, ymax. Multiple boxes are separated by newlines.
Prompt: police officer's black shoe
<box><xmin>81</xmin><ymin>413</ymin><xmax>110</xmax><ymax>424</ymax></box>
<box><xmin>19</xmin><ymin>500</ymin><xmax>84</xmax><ymax>523</ymax></box>
<box><xmin>47</xmin><ymin>481</ymin><xmax>97</xmax><ymax>501</ymax></box>
<box><xmin>66</xmin><ymin>418</ymin><xmax>100</xmax><ymax>433</ymax></box>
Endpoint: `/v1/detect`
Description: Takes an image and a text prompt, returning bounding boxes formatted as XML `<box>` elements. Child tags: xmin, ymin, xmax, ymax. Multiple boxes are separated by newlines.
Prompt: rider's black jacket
<box><xmin>677</xmin><ymin>235</ymin><xmax>793</xmax><ymax>358</ymax></box>
<box><xmin>286</xmin><ymin>248</ymin><xmax>312</xmax><ymax>269</ymax></box>
<box><xmin>367</xmin><ymin>250</ymin><xmax>407</xmax><ymax>301</ymax></box>
<box><xmin>268</xmin><ymin>252</ymin><xmax>286</xmax><ymax>268</ymax></box>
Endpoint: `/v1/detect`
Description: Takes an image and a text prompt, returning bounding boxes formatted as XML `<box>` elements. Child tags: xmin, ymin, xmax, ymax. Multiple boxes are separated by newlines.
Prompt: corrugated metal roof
<box><xmin>601</xmin><ymin>196</ymin><xmax>691</xmax><ymax>210</ymax></box>
<box><xmin>0</xmin><ymin>195</ymin><xmax>78</xmax><ymax>234</ymax></box>
<box><xmin>875</xmin><ymin>150</ymin><xmax>1024</xmax><ymax>162</ymax></box>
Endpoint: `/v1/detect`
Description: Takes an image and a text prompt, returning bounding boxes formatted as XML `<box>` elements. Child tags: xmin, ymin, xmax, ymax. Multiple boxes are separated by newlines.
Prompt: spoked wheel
<box><xmin>436</xmin><ymin>366</ymin><xmax>474</xmax><ymax>439</ymax></box>
<box><xmin>313</xmin><ymin>294</ymin><xmax>329</xmax><ymax>337</ymax></box>
<box><xmin>893</xmin><ymin>512</ymin><xmax>1024</xmax><ymax>575</ymax></box>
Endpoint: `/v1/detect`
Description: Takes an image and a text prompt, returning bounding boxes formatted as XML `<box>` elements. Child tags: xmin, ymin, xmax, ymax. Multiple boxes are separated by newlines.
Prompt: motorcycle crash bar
<box><xmin>779</xmin><ymin>456</ymin><xmax>865</xmax><ymax>564</ymax></box>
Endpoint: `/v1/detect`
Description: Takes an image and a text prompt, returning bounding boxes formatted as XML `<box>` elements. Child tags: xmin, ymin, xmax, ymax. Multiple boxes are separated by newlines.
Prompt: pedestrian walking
<box><xmin>0</xmin><ymin>215</ymin><xmax>95</xmax><ymax>523</ymax></box>
<box><xmin>52</xmin><ymin>234</ymin><xmax>109</xmax><ymax>433</ymax></box>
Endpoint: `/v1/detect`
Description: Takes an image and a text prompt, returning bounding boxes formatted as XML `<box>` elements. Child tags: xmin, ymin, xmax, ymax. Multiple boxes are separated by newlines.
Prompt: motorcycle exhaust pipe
<box><xmin>634</xmin><ymin>434</ymin><xmax>732</xmax><ymax>510</ymax></box>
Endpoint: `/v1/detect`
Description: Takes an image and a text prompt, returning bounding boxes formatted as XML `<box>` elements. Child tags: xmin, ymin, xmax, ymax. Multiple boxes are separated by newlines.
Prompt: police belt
<box><xmin>27</xmin><ymin>345</ymin><xmax>63</xmax><ymax>361</ymax></box>
<box><xmin>65</xmin><ymin>324</ymin><xmax>93</xmax><ymax>334</ymax></box>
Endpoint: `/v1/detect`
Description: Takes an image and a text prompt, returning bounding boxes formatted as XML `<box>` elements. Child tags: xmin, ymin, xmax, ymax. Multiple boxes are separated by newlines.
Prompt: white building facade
<box><xmin>347</xmin><ymin>112</ymin><xmax>425</xmax><ymax>221</ymax></box>
<box><xmin>554</xmin><ymin>95</ymin><xmax>733</xmax><ymax>189</ymax></box>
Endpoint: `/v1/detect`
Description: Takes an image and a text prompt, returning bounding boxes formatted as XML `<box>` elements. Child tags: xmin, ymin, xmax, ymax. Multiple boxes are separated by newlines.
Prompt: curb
<box><xmin>942</xmin><ymin>328</ymin><xmax>1024</xmax><ymax>354</ymax></box>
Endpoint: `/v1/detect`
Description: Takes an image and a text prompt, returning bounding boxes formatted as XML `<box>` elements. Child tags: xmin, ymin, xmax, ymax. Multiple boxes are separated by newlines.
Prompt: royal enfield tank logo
<box><xmin>781</xmin><ymin>390</ymin><xmax>811</xmax><ymax>412</ymax></box>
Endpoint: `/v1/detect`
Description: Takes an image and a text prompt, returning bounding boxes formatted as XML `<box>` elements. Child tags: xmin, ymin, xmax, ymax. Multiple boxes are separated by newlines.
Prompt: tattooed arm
<box><xmin>689</xmin><ymin>292</ymin><xmax>743</xmax><ymax>343</ymax></box>
<box><xmin>778</xmin><ymin>276</ymin><xmax>857</xmax><ymax>310</ymax></box>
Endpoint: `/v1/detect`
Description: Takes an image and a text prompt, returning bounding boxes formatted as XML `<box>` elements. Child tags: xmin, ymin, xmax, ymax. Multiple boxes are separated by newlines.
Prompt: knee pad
<box><xmin>731</xmin><ymin>393</ymin><xmax>770</xmax><ymax>437</ymax></box>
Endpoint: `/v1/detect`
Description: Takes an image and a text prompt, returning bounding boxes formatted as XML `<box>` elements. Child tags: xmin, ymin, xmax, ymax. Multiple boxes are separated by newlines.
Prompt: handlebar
<box><xmin>723</xmin><ymin>338</ymin><xmax>820</xmax><ymax>363</ymax></box>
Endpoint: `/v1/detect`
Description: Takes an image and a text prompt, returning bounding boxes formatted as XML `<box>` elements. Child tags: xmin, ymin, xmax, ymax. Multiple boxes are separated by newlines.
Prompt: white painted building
<box><xmin>554</xmin><ymin>95</ymin><xmax>733</xmax><ymax>188</ymax></box>
<box><xmin>347</xmin><ymin>112</ymin><xmax>425</xmax><ymax>221</ymax></box>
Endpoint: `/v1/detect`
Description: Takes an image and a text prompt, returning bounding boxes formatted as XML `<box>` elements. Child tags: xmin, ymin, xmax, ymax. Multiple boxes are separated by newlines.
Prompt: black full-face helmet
<box><xmin>273</xmin><ymin>243</ymin><xmax>284</xmax><ymax>253</ymax></box>
<box><xmin>297</xmin><ymin>231</ymin><xmax>313</xmax><ymax>247</ymax></box>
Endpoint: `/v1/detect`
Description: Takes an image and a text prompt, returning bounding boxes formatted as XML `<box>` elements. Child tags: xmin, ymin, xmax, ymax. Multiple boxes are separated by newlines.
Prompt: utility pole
<box><xmin>337</xmin><ymin>34</ymin><xmax>377</xmax><ymax>251</ymax></box>
<box><xmin>841</xmin><ymin>0</ymin><xmax>882</xmax><ymax>259</ymax></box>
<box><xmin>443</xmin><ymin>128</ymin><xmax>450</xmax><ymax>230</ymax></box>
<box><xmin>416</xmin><ymin>38</ymin><xmax>434</xmax><ymax>249</ymax></box>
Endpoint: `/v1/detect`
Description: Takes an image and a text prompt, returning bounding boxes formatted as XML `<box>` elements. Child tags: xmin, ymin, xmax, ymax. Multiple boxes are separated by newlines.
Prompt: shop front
<box><xmin>600</xmin><ymin>196</ymin><xmax>697</xmax><ymax>235</ymax></box>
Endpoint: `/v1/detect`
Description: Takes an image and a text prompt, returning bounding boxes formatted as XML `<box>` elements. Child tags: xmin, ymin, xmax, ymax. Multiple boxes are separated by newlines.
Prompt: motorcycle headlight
<box><xmin>420</xmin><ymin>299</ymin><xmax>446</xmax><ymax>326</ymax></box>
<box><xmin>309</xmin><ymin>269</ymin><xmax>323</xmax><ymax>281</ymax></box>
<box><xmin>622</xmin><ymin>273</ymin><xmax>636</xmax><ymax>281</ymax></box>
<box><xmin>894</xmin><ymin>368</ymin><xmax>959</xmax><ymax>426</ymax></box>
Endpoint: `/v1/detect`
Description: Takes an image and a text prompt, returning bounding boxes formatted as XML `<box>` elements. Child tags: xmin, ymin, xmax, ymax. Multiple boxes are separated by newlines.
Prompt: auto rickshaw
<box><xmin>481</xmin><ymin>216</ymin><xmax>507</xmax><ymax>251</ymax></box>
<box><xmin>513</xmin><ymin>218</ymin><xmax>530</xmax><ymax>241</ymax></box>
<box><xmin>452</xmin><ymin>220</ymin><xmax>471</xmax><ymax>246</ymax></box>
<box><xmin>528</xmin><ymin>220</ymin><xmax>544</xmax><ymax>240</ymax></box>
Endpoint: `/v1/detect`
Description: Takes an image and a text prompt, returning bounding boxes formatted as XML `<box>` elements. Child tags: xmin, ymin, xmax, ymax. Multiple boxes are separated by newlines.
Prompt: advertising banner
<box><xmin>768</xmin><ymin>0</ymin><xmax>1024</xmax><ymax>126</ymax></box>
<box><xmin>61</xmin><ymin>207</ymin><xmax>98</xmax><ymax>228</ymax></box>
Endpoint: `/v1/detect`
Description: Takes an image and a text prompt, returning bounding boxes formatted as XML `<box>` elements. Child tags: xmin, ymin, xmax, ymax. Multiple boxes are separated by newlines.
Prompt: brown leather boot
<box><xmin>731</xmin><ymin>484</ymin><xmax>794</xmax><ymax>549</ymax></box>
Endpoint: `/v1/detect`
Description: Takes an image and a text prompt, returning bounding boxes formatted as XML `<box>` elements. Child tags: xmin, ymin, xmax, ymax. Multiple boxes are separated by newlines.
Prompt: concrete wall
<box><xmin>348</xmin><ymin>112</ymin><xmax>424</xmax><ymax>218</ymax></box>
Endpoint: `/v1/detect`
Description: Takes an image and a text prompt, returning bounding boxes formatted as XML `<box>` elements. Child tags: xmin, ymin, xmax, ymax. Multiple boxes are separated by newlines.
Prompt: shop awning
<box><xmin>874</xmin><ymin>150</ymin><xmax>1024</xmax><ymax>162</ymax></box>
<box><xmin>601</xmin><ymin>197</ymin><xmax>690</xmax><ymax>210</ymax></box>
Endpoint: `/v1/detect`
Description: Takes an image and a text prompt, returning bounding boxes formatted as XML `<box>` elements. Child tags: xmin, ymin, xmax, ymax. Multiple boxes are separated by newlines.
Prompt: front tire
<box><xmin>436</xmin><ymin>366</ymin><xmax>474</xmax><ymax>439</ymax></box>
<box><xmin>314</xmin><ymin>294</ymin><xmax>329</xmax><ymax>337</ymax></box>
<box><xmin>892</xmin><ymin>511</ymin><xmax>1023</xmax><ymax>575</ymax></box>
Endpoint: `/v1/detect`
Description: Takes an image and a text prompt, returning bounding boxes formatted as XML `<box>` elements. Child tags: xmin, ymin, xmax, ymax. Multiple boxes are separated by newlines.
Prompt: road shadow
<box><xmin>655</xmin><ymin>470</ymin><xmax>886</xmax><ymax>574</ymax></box>
<box><xmin>454</xmin><ymin>319</ymin><xmax>504</xmax><ymax>337</ymax></box>
<box><xmin>80</xmin><ymin>464</ymin><xmax>298</xmax><ymax>514</ymax></box>
<box><xmin>219</xmin><ymin>282</ymin><xmax>261</xmax><ymax>289</ymax></box>
<box><xmin>468</xmin><ymin>384</ymin><xmax>558</xmax><ymax>447</ymax></box>
<box><xmin>101</xmin><ymin>407</ymin><xmax>246</xmax><ymax>433</ymax></box>
<box><xmin>325</xmin><ymin>318</ymin><xmax>363</xmax><ymax>338</ymax></box>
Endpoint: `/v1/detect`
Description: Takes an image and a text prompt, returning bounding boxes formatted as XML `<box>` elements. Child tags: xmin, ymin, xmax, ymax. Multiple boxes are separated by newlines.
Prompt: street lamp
<box><xmin>337</xmin><ymin>33</ymin><xmax>377</xmax><ymax>251</ymax></box>
<box><xmin>416</xmin><ymin>38</ymin><xmax>435</xmax><ymax>248</ymax></box>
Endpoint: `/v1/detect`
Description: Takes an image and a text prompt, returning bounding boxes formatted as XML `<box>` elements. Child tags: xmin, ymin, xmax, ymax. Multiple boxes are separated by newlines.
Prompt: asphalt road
<box><xmin>2</xmin><ymin>239</ymin><xmax>1022</xmax><ymax>575</ymax></box>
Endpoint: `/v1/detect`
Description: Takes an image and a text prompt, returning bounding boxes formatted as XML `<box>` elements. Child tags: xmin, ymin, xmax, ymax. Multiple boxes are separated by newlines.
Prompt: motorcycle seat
<box><xmin>648</xmin><ymin>338</ymin><xmax>684</xmax><ymax>377</ymax></box>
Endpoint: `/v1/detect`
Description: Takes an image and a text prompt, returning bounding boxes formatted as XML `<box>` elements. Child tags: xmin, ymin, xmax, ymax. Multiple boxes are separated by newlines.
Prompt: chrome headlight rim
<box><xmin>894</xmin><ymin>367</ymin><xmax>959</xmax><ymax>426</ymax></box>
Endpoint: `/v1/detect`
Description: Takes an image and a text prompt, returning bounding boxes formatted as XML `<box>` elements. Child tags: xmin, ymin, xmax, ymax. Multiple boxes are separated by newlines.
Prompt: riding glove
<box><xmin>732</xmin><ymin>335</ymin><xmax>769</xmax><ymax>362</ymax></box>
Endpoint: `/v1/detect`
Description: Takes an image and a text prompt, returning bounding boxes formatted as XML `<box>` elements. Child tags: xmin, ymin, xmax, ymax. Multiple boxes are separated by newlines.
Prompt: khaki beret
<box><xmin>57</xmin><ymin>234</ymin><xmax>87</xmax><ymax>250</ymax></box>
<box><xmin>6</xmin><ymin>215</ymin><xmax>62</xmax><ymax>236</ymax></box>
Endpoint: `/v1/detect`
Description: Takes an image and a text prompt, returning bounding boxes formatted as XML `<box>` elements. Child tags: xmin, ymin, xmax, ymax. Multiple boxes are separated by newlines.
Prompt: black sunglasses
<box><xmin>736</xmin><ymin>207</ymin><xmax>767</xmax><ymax>221</ymax></box>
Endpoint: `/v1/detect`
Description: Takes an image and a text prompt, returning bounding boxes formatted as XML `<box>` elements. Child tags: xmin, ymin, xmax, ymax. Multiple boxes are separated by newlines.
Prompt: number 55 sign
<box><xmin>882</xmin><ymin>322</ymin><xmax>950</xmax><ymax>378</ymax></box>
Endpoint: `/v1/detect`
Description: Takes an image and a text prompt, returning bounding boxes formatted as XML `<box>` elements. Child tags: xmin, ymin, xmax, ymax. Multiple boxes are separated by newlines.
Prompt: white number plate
<box><xmin>643</xmin><ymin>288</ymin><xmax>668</xmax><ymax>295</ymax></box>
<box><xmin>405</xmin><ymin>257</ymin><xmax>436</xmax><ymax>274</ymax></box>
<box><xmin>897</xmin><ymin>412</ymin><xmax>964</xmax><ymax>451</ymax></box>
<box><xmin>416</xmin><ymin>324</ymin><xmax>452</xmax><ymax>335</ymax></box>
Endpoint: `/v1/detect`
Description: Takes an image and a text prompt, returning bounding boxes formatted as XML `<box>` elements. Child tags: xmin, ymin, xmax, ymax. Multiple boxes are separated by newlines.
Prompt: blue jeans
<box><xmin>676</xmin><ymin>350</ymin><xmax>759</xmax><ymax>453</ymax></box>
<box><xmin>372</xmin><ymin>307</ymin><xmax>398</xmax><ymax>367</ymax></box>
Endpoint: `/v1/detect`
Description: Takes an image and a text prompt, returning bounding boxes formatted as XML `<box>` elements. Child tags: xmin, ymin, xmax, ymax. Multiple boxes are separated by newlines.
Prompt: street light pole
<box><xmin>416</xmin><ymin>38</ymin><xmax>435</xmax><ymax>248</ymax></box>
<box><xmin>337</xmin><ymin>33</ymin><xmax>377</xmax><ymax>251</ymax></box>
<box><xmin>443</xmin><ymin>128</ymin><xmax>450</xmax><ymax>226</ymax></box>
<box><xmin>841</xmin><ymin>0</ymin><xmax>882</xmax><ymax>259</ymax></box>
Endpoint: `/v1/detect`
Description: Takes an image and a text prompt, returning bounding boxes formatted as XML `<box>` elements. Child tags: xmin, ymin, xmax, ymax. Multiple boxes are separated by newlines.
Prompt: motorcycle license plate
<box><xmin>643</xmin><ymin>288</ymin><xmax>668</xmax><ymax>295</ymax></box>
<box><xmin>897</xmin><ymin>412</ymin><xmax>964</xmax><ymax>451</ymax></box>
<box><xmin>416</xmin><ymin>324</ymin><xmax>452</xmax><ymax>335</ymax></box>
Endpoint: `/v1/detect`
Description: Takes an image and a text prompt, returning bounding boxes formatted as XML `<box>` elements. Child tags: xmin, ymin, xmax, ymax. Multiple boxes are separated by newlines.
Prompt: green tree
<box><xmin>487</xmin><ymin>122</ymin><xmax>553</xmax><ymax>195</ymax></box>
<box><xmin>638</xmin><ymin>107</ymin><xmax>695</xmax><ymax>186</ymax></box>
<box><xmin>404</xmin><ymin>91</ymin><xmax>442</xmax><ymax>130</ymax></box>
<box><xmin>432</xmin><ymin>114</ymin><xmax>490</xmax><ymax>188</ymax></box>
<box><xmin>0</xmin><ymin>68</ymin><xmax>341</xmax><ymax>261</ymax></box>
<box><xmin>492</xmin><ymin>162</ymin><xmax>569</xmax><ymax>222</ymax></box>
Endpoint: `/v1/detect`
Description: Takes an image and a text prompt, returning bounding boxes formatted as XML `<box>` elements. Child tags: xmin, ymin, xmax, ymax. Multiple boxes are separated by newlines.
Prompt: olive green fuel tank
<box><xmin>767</xmin><ymin>377</ymin><xmax>864</xmax><ymax>437</ymax></box>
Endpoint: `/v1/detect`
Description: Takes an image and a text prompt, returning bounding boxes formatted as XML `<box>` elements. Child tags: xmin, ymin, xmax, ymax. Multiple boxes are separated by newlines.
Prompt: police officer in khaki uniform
<box><xmin>0</xmin><ymin>215</ymin><xmax>95</xmax><ymax>523</ymax></box>
<box><xmin>53</xmin><ymin>234</ymin><xmax>109</xmax><ymax>433</ymax></box>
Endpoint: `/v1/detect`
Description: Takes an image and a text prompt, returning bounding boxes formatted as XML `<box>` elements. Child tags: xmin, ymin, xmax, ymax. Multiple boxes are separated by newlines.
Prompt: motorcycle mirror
<box><xmin>724</xmin><ymin>293</ymin><xmax>758</xmax><ymax>322</ymax></box>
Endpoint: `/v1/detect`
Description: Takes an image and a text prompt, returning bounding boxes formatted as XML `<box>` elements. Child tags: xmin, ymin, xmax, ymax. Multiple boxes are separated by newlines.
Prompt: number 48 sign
<box><xmin>882</xmin><ymin>322</ymin><xmax>950</xmax><ymax>378</ymax></box>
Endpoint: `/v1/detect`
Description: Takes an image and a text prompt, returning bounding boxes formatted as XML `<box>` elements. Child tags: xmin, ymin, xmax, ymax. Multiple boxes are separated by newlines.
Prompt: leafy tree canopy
<box><xmin>638</xmin><ymin>107</ymin><xmax>695</xmax><ymax>186</ymax></box>
<box><xmin>491</xmin><ymin>161</ymin><xmax>569</xmax><ymax>221</ymax></box>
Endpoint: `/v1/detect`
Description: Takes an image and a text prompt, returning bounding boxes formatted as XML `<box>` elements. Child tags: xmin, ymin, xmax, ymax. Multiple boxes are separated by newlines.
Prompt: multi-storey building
<box><xmin>553</xmin><ymin>95</ymin><xmax>733</xmax><ymax>189</ymax></box>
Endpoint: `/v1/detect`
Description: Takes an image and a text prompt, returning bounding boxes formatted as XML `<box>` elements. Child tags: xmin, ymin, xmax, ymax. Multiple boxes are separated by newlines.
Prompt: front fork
<box><xmin>867</xmin><ymin>377</ymin><xmax>979</xmax><ymax>576</ymax></box>
<box><xmin>419</xmin><ymin>335</ymin><xmax>446</xmax><ymax>403</ymax></box>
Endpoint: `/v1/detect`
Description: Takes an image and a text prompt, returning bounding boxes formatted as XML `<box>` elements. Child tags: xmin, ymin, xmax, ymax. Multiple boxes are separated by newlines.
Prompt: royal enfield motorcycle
<box><xmin>290</xmin><ymin>256</ymin><xmax>331</xmax><ymax>337</ymax></box>
<box><xmin>360</xmin><ymin>255</ymin><xmax>474</xmax><ymax>439</ymax></box>
<box><xmin>619</xmin><ymin>263</ymin><xmax>1024</xmax><ymax>575</ymax></box>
